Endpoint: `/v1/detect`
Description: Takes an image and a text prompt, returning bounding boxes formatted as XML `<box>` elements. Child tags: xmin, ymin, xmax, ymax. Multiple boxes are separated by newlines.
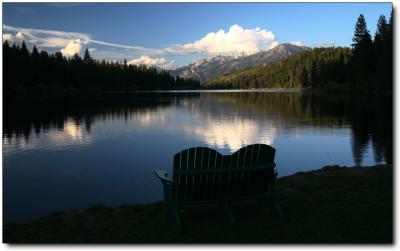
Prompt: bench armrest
<box><xmin>155</xmin><ymin>170</ymin><xmax>175</xmax><ymax>184</ymax></box>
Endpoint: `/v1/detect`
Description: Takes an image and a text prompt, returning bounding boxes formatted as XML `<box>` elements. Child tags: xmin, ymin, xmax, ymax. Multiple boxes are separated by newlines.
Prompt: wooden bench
<box><xmin>155</xmin><ymin>144</ymin><xmax>283</xmax><ymax>232</ymax></box>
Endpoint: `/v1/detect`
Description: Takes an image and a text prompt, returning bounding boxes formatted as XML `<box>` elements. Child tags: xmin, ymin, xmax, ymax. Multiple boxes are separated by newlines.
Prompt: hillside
<box><xmin>204</xmin><ymin>47</ymin><xmax>353</xmax><ymax>89</ymax></box>
<box><xmin>170</xmin><ymin>43</ymin><xmax>309</xmax><ymax>82</ymax></box>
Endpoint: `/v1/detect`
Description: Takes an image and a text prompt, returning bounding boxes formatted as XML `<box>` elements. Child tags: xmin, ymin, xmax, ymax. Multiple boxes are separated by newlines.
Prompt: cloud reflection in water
<box><xmin>3</xmin><ymin>118</ymin><xmax>93</xmax><ymax>155</ymax></box>
<box><xmin>183</xmin><ymin>116</ymin><xmax>276</xmax><ymax>152</ymax></box>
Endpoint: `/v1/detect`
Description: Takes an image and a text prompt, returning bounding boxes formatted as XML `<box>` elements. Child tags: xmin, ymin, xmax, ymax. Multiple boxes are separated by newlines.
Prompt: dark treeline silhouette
<box><xmin>3</xmin><ymin>11</ymin><xmax>392</xmax><ymax>95</ymax></box>
<box><xmin>2</xmin><ymin>43</ymin><xmax>201</xmax><ymax>99</ymax></box>
<box><xmin>350</xmin><ymin>13</ymin><xmax>393</xmax><ymax>92</ymax></box>
<box><xmin>205</xmin><ymin>11</ymin><xmax>393</xmax><ymax>93</ymax></box>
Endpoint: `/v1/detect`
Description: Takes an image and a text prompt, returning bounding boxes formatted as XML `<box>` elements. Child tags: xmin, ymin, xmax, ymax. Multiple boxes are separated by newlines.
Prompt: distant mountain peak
<box><xmin>171</xmin><ymin>43</ymin><xmax>309</xmax><ymax>82</ymax></box>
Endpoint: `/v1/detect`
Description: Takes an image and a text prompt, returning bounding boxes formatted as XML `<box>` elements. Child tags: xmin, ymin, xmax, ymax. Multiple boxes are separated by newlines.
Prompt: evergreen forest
<box><xmin>2</xmin><ymin>12</ymin><xmax>393</xmax><ymax>96</ymax></box>
<box><xmin>2</xmin><ymin>43</ymin><xmax>201</xmax><ymax>98</ymax></box>
<box><xmin>205</xmin><ymin>12</ymin><xmax>393</xmax><ymax>93</ymax></box>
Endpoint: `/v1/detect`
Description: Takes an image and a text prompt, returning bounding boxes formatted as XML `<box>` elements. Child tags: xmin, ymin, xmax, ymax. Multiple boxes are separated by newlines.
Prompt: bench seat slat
<box><xmin>173</xmin><ymin>162</ymin><xmax>275</xmax><ymax>174</ymax></box>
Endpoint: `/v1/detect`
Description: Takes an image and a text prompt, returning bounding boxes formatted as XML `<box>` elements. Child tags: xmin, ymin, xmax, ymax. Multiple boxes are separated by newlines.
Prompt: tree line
<box><xmin>2</xmin><ymin>42</ymin><xmax>201</xmax><ymax>95</ymax></box>
<box><xmin>205</xmin><ymin>11</ymin><xmax>393</xmax><ymax>93</ymax></box>
<box><xmin>2</xmin><ymin>11</ymin><xmax>392</xmax><ymax>94</ymax></box>
<box><xmin>205</xmin><ymin>47</ymin><xmax>353</xmax><ymax>90</ymax></box>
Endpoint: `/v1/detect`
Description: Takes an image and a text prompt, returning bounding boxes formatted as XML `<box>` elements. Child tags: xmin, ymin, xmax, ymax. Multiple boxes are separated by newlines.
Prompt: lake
<box><xmin>3</xmin><ymin>90</ymin><xmax>392</xmax><ymax>223</ymax></box>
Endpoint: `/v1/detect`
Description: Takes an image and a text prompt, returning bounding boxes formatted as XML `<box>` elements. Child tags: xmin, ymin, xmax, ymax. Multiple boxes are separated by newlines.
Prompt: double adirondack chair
<box><xmin>155</xmin><ymin>144</ymin><xmax>283</xmax><ymax>232</ymax></box>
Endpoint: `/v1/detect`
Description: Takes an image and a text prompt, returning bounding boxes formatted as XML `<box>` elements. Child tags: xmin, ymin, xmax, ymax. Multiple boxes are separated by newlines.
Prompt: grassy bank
<box><xmin>4</xmin><ymin>165</ymin><xmax>392</xmax><ymax>244</ymax></box>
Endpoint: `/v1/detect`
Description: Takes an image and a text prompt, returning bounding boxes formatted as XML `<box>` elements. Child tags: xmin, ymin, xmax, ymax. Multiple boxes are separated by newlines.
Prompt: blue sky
<box><xmin>2</xmin><ymin>2</ymin><xmax>392</xmax><ymax>68</ymax></box>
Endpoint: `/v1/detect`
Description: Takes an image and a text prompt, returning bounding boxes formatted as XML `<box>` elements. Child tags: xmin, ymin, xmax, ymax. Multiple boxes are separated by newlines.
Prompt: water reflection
<box><xmin>183</xmin><ymin>117</ymin><xmax>277</xmax><ymax>152</ymax></box>
<box><xmin>3</xmin><ymin>91</ymin><xmax>392</xmax><ymax>165</ymax></box>
<box><xmin>3</xmin><ymin>119</ymin><xmax>93</xmax><ymax>156</ymax></box>
<box><xmin>3</xmin><ymin>91</ymin><xmax>392</xmax><ymax>223</ymax></box>
<box><xmin>3</xmin><ymin>91</ymin><xmax>392</xmax><ymax>164</ymax></box>
<box><xmin>136</xmin><ymin>109</ymin><xmax>167</xmax><ymax>126</ymax></box>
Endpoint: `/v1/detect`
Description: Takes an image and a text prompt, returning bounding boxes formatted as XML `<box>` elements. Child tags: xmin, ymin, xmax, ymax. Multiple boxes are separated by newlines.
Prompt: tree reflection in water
<box><xmin>3</xmin><ymin>91</ymin><xmax>392</xmax><ymax>166</ymax></box>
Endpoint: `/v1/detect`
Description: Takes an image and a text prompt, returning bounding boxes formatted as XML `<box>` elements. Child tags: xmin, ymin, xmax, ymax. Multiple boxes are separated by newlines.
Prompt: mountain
<box><xmin>204</xmin><ymin>47</ymin><xmax>352</xmax><ymax>89</ymax></box>
<box><xmin>170</xmin><ymin>43</ymin><xmax>310</xmax><ymax>82</ymax></box>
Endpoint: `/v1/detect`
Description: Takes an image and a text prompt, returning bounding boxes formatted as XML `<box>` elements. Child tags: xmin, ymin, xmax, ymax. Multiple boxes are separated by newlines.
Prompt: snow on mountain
<box><xmin>170</xmin><ymin>43</ymin><xmax>309</xmax><ymax>82</ymax></box>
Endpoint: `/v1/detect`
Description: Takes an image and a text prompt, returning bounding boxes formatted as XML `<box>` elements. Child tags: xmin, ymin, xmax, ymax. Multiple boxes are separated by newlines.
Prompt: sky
<box><xmin>2</xmin><ymin>2</ymin><xmax>393</xmax><ymax>69</ymax></box>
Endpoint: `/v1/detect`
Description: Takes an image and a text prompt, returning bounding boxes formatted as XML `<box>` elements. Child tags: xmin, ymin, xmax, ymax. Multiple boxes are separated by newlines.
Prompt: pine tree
<box><xmin>300</xmin><ymin>68</ymin><xmax>309</xmax><ymax>87</ymax></box>
<box><xmin>83</xmin><ymin>48</ymin><xmax>93</xmax><ymax>64</ymax></box>
<box><xmin>71</xmin><ymin>53</ymin><xmax>82</xmax><ymax>63</ymax></box>
<box><xmin>20</xmin><ymin>41</ymin><xmax>29</xmax><ymax>57</ymax></box>
<box><xmin>374</xmin><ymin>15</ymin><xmax>387</xmax><ymax>53</ymax></box>
<box><xmin>351</xmin><ymin>14</ymin><xmax>375</xmax><ymax>88</ymax></box>
<box><xmin>376</xmin><ymin>15</ymin><xmax>388</xmax><ymax>40</ymax></box>
<box><xmin>386</xmin><ymin>10</ymin><xmax>393</xmax><ymax>54</ymax></box>
<box><xmin>54</xmin><ymin>51</ymin><xmax>63</xmax><ymax>61</ymax></box>
<box><xmin>31</xmin><ymin>45</ymin><xmax>39</xmax><ymax>58</ymax></box>
<box><xmin>388</xmin><ymin>9</ymin><xmax>393</xmax><ymax>38</ymax></box>
<box><xmin>383</xmin><ymin>9</ymin><xmax>393</xmax><ymax>92</ymax></box>
<box><xmin>3</xmin><ymin>40</ymin><xmax>10</xmax><ymax>49</ymax></box>
<box><xmin>352</xmin><ymin>14</ymin><xmax>369</xmax><ymax>48</ymax></box>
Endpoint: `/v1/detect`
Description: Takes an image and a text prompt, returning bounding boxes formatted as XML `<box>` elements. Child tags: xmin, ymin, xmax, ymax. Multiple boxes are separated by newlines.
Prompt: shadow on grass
<box><xmin>4</xmin><ymin>165</ymin><xmax>392</xmax><ymax>244</ymax></box>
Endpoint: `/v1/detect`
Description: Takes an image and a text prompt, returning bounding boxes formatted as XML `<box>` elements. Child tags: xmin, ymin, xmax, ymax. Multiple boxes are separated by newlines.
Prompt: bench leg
<box><xmin>170</xmin><ymin>204</ymin><xmax>182</xmax><ymax>233</ymax></box>
<box><xmin>223</xmin><ymin>203</ymin><xmax>236</xmax><ymax>226</ymax></box>
<box><xmin>265</xmin><ymin>198</ymin><xmax>284</xmax><ymax>222</ymax></box>
<box><xmin>163</xmin><ymin>201</ymin><xmax>169</xmax><ymax>217</ymax></box>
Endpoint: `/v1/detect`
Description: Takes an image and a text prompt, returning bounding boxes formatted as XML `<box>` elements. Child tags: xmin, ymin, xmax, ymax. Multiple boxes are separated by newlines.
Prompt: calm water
<box><xmin>3</xmin><ymin>91</ymin><xmax>392</xmax><ymax>223</ymax></box>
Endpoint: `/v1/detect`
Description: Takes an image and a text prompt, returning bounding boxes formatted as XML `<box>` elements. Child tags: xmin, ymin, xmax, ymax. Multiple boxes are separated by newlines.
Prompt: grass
<box><xmin>3</xmin><ymin>165</ymin><xmax>393</xmax><ymax>244</ymax></box>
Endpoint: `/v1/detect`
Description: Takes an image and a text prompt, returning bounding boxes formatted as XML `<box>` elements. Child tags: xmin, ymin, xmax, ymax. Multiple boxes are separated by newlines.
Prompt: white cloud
<box><xmin>128</xmin><ymin>55</ymin><xmax>175</xmax><ymax>70</ymax></box>
<box><xmin>40</xmin><ymin>37</ymin><xmax>71</xmax><ymax>47</ymax></box>
<box><xmin>15</xmin><ymin>32</ymin><xmax>25</xmax><ymax>41</ymax></box>
<box><xmin>61</xmin><ymin>39</ymin><xmax>82</xmax><ymax>56</ymax></box>
<box><xmin>2</xmin><ymin>32</ymin><xmax>25</xmax><ymax>43</ymax></box>
<box><xmin>179</xmin><ymin>24</ymin><xmax>279</xmax><ymax>55</ymax></box>
<box><xmin>290</xmin><ymin>41</ymin><xmax>304</xmax><ymax>46</ymax></box>
<box><xmin>90</xmin><ymin>39</ymin><xmax>157</xmax><ymax>53</ymax></box>
<box><xmin>128</xmin><ymin>55</ymin><xmax>166</xmax><ymax>65</ymax></box>
<box><xmin>3</xmin><ymin>24</ymin><xmax>91</xmax><ymax>49</ymax></box>
<box><xmin>2</xmin><ymin>33</ymin><xmax>14</xmax><ymax>42</ymax></box>
<box><xmin>3</xmin><ymin>24</ymin><xmax>281</xmax><ymax>62</ymax></box>
<box><xmin>3</xmin><ymin>24</ymin><xmax>158</xmax><ymax>54</ymax></box>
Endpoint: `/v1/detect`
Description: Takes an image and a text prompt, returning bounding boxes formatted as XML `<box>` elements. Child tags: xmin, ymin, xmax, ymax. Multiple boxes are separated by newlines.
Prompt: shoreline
<box><xmin>4</xmin><ymin>85</ymin><xmax>392</xmax><ymax>106</ymax></box>
<box><xmin>4</xmin><ymin>164</ymin><xmax>393</xmax><ymax>243</ymax></box>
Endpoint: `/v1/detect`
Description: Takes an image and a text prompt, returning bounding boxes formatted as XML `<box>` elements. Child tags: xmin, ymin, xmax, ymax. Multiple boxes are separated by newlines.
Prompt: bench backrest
<box><xmin>172</xmin><ymin>144</ymin><xmax>276</xmax><ymax>203</ymax></box>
